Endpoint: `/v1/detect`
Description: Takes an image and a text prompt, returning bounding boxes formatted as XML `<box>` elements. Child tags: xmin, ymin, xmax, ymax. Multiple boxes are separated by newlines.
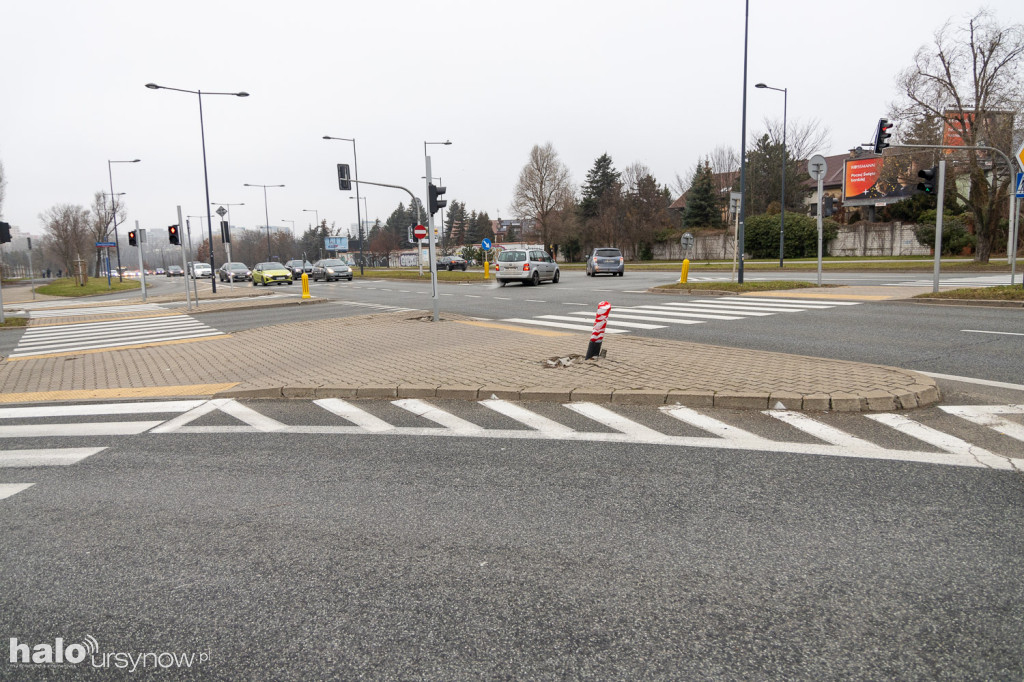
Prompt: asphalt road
<box><xmin>2</xmin><ymin>398</ymin><xmax>1023</xmax><ymax>679</ymax></box>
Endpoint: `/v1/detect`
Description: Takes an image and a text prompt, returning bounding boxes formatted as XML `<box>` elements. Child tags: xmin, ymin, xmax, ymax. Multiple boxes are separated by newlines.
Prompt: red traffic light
<box><xmin>128</xmin><ymin>230</ymin><xmax>137</xmax><ymax>246</ymax></box>
<box><xmin>168</xmin><ymin>225</ymin><xmax>180</xmax><ymax>245</ymax></box>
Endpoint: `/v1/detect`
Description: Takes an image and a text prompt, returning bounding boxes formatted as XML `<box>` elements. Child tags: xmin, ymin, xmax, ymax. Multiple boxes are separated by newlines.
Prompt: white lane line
<box><xmin>500</xmin><ymin>318</ymin><xmax>629</xmax><ymax>333</ymax></box>
<box><xmin>314</xmin><ymin>398</ymin><xmax>393</xmax><ymax>432</ymax></box>
<box><xmin>494</xmin><ymin>297</ymin><xmax>510</xmax><ymax>300</ymax></box>
<box><xmin>481</xmin><ymin>399</ymin><xmax>576</xmax><ymax>436</ymax></box>
<box><xmin>736</xmin><ymin>297</ymin><xmax>862</xmax><ymax>306</ymax></box>
<box><xmin>525</xmin><ymin>299</ymin><xmax>545</xmax><ymax>303</ymax></box>
<box><xmin>537</xmin><ymin>315</ymin><xmax>666</xmax><ymax>330</ymax></box>
<box><xmin>865</xmin><ymin>414</ymin><xmax>1015</xmax><ymax>471</ymax></box>
<box><xmin>149</xmin><ymin>399</ymin><xmax>287</xmax><ymax>433</ymax></box>
<box><xmin>566</xmin><ymin>403</ymin><xmax>671</xmax><ymax>441</ymax></box>
<box><xmin>0</xmin><ymin>422</ymin><xmax>163</xmax><ymax>438</ymax></box>
<box><xmin>561</xmin><ymin>302</ymin><xmax>589</xmax><ymax>306</ymax></box>
<box><xmin>961</xmin><ymin>329</ymin><xmax>1024</xmax><ymax>337</ymax></box>
<box><xmin>393</xmin><ymin>399</ymin><xmax>485</xmax><ymax>434</ymax></box>
<box><xmin>662</xmin><ymin>405</ymin><xmax>774</xmax><ymax>447</ymax></box>
<box><xmin>0</xmin><ymin>484</ymin><xmax>34</xmax><ymax>500</ymax></box>
<box><xmin>0</xmin><ymin>447</ymin><xmax>107</xmax><ymax>467</ymax></box>
<box><xmin>940</xmin><ymin>405</ymin><xmax>1024</xmax><ymax>443</ymax></box>
<box><xmin>764</xmin><ymin>410</ymin><xmax>888</xmax><ymax>452</ymax></box>
<box><xmin>573</xmin><ymin>311</ymin><xmax>708</xmax><ymax>324</ymax></box>
<box><xmin>0</xmin><ymin>401</ymin><xmax>205</xmax><ymax>419</ymax></box>
<box><xmin>920</xmin><ymin>372</ymin><xmax>1024</xmax><ymax>392</ymax></box>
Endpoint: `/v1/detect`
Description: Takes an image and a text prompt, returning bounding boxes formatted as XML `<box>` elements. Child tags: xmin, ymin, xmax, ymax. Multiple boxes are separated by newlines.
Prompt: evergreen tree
<box><xmin>683</xmin><ymin>161</ymin><xmax>723</xmax><ymax>228</ymax></box>
<box><xmin>579</xmin><ymin>153</ymin><xmax>620</xmax><ymax>219</ymax></box>
<box><xmin>744</xmin><ymin>134</ymin><xmax>807</xmax><ymax>215</ymax></box>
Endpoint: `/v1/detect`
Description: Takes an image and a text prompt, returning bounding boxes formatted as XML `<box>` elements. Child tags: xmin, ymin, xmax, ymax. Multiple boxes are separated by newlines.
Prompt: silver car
<box><xmin>311</xmin><ymin>258</ymin><xmax>353</xmax><ymax>282</ymax></box>
<box><xmin>495</xmin><ymin>249</ymin><xmax>560</xmax><ymax>286</ymax></box>
<box><xmin>586</xmin><ymin>248</ymin><xmax>625</xmax><ymax>276</ymax></box>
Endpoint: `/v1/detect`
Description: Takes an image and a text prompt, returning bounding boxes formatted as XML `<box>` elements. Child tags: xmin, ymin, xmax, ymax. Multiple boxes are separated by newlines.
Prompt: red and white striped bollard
<box><xmin>585</xmin><ymin>301</ymin><xmax>611</xmax><ymax>359</ymax></box>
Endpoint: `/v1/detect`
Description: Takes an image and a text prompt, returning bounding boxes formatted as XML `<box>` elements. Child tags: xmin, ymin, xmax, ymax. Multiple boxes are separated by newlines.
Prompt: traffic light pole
<box><xmin>425</xmin><ymin>156</ymin><xmax>440</xmax><ymax>322</ymax></box>
<box><xmin>136</xmin><ymin>221</ymin><xmax>147</xmax><ymax>302</ymax></box>
<box><xmin>177</xmin><ymin>206</ymin><xmax>193</xmax><ymax>311</ymax></box>
<box><xmin>932</xmin><ymin>160</ymin><xmax>947</xmax><ymax>294</ymax></box>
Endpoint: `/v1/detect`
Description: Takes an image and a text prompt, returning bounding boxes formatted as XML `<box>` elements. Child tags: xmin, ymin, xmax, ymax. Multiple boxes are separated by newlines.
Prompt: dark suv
<box><xmin>586</xmin><ymin>248</ymin><xmax>625</xmax><ymax>276</ymax></box>
<box><xmin>284</xmin><ymin>259</ymin><xmax>313</xmax><ymax>280</ymax></box>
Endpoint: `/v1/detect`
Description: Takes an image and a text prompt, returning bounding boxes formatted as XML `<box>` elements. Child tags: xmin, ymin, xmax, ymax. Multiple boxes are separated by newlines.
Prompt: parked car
<box><xmin>586</xmin><ymin>248</ymin><xmax>625</xmax><ymax>277</ymax></box>
<box><xmin>155</xmin><ymin>268</ymin><xmax>165</xmax><ymax>275</ymax></box>
<box><xmin>188</xmin><ymin>262</ymin><xmax>212</xmax><ymax>279</ymax></box>
<box><xmin>218</xmin><ymin>262</ymin><xmax>251</xmax><ymax>281</ymax></box>
<box><xmin>311</xmin><ymin>259</ymin><xmax>353</xmax><ymax>282</ymax></box>
<box><xmin>495</xmin><ymin>249</ymin><xmax>560</xmax><ymax>286</ymax></box>
<box><xmin>252</xmin><ymin>262</ymin><xmax>293</xmax><ymax>286</ymax></box>
<box><xmin>166</xmin><ymin>265</ymin><xmax>184</xmax><ymax>277</ymax></box>
<box><xmin>284</xmin><ymin>259</ymin><xmax>313</xmax><ymax>280</ymax></box>
<box><xmin>437</xmin><ymin>255</ymin><xmax>468</xmax><ymax>271</ymax></box>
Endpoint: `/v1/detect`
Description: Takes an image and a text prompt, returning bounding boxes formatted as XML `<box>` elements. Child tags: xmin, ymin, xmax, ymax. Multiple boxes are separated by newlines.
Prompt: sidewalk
<box><xmin>0</xmin><ymin>285</ymin><xmax>940</xmax><ymax>411</ymax></box>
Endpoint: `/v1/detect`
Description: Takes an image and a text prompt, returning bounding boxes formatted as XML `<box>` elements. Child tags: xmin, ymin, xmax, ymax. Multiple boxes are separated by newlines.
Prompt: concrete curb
<box><xmin>211</xmin><ymin>382</ymin><xmax>941</xmax><ymax>412</ymax></box>
<box><xmin>904</xmin><ymin>298</ymin><xmax>1024</xmax><ymax>308</ymax></box>
<box><xmin>645</xmin><ymin>288</ymin><xmax>737</xmax><ymax>296</ymax></box>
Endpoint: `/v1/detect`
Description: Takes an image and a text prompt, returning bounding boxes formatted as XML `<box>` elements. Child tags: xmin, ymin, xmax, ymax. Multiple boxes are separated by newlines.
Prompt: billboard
<box><xmin>843</xmin><ymin>157</ymin><xmax>917</xmax><ymax>207</ymax></box>
<box><xmin>324</xmin><ymin>236</ymin><xmax>348</xmax><ymax>252</ymax></box>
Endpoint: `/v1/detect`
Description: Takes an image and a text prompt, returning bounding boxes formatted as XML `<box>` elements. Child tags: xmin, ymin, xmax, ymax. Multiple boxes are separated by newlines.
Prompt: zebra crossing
<box><xmin>884</xmin><ymin>274</ymin><xmax>1015</xmax><ymax>288</ymax></box>
<box><xmin>21</xmin><ymin>303</ymin><xmax>169</xmax><ymax>318</ymax></box>
<box><xmin>7</xmin><ymin>315</ymin><xmax>224</xmax><ymax>359</ymax></box>
<box><xmin>502</xmin><ymin>297</ymin><xmax>861</xmax><ymax>334</ymax></box>
<box><xmin>1</xmin><ymin>398</ymin><xmax>1020</xmax><ymax>501</ymax></box>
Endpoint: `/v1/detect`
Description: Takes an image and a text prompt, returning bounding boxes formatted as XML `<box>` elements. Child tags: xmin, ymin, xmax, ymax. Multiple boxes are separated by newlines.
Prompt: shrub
<box><xmin>743</xmin><ymin>213</ymin><xmax>839</xmax><ymax>259</ymax></box>
<box><xmin>913</xmin><ymin>212</ymin><xmax>975</xmax><ymax>255</ymax></box>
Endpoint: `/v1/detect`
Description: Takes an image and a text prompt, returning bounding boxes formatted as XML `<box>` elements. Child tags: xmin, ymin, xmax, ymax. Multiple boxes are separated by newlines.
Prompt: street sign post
<box><xmin>413</xmin><ymin>224</ymin><xmax>427</xmax><ymax>240</ymax></box>
<box><xmin>481</xmin><ymin>238</ymin><xmax>491</xmax><ymax>251</ymax></box>
<box><xmin>807</xmin><ymin>155</ymin><xmax>828</xmax><ymax>286</ymax></box>
<box><xmin>1016</xmin><ymin>172</ymin><xmax>1024</xmax><ymax>199</ymax></box>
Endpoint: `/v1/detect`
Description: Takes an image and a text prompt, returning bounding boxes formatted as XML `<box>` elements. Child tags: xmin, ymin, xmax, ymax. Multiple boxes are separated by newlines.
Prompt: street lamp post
<box><xmin>244</xmin><ymin>184</ymin><xmax>285</xmax><ymax>261</ymax></box>
<box><xmin>737</xmin><ymin>0</ymin><xmax>750</xmax><ymax>284</ymax></box>
<box><xmin>145</xmin><ymin>82</ymin><xmax>249</xmax><ymax>293</ymax></box>
<box><xmin>281</xmin><ymin>219</ymin><xmax>296</xmax><ymax>237</ymax></box>
<box><xmin>756</xmin><ymin>82</ymin><xmax>788</xmax><ymax>267</ymax></box>
<box><xmin>302</xmin><ymin>209</ymin><xmax>319</xmax><ymax>231</ymax></box>
<box><xmin>100</xmin><ymin>191</ymin><xmax>125</xmax><ymax>286</ymax></box>
<box><xmin>322</xmin><ymin>136</ymin><xmax>363</xmax><ymax>275</ymax></box>
<box><xmin>107</xmin><ymin>159</ymin><xmax>140</xmax><ymax>282</ymax></box>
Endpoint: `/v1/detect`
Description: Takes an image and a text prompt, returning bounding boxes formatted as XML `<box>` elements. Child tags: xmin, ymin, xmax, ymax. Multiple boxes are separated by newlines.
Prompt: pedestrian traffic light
<box><xmin>822</xmin><ymin>196</ymin><xmax>836</xmax><ymax>217</ymax></box>
<box><xmin>168</xmin><ymin>224</ymin><xmax>180</xmax><ymax>245</ymax></box>
<box><xmin>0</xmin><ymin>221</ymin><xmax>11</xmax><ymax>244</ymax></box>
<box><xmin>429</xmin><ymin>183</ymin><xmax>447</xmax><ymax>215</ymax></box>
<box><xmin>917</xmin><ymin>166</ymin><xmax>938</xmax><ymax>194</ymax></box>
<box><xmin>337</xmin><ymin>163</ymin><xmax>351</xmax><ymax>191</ymax></box>
<box><xmin>873</xmin><ymin>118</ymin><xmax>893</xmax><ymax>154</ymax></box>
<box><xmin>128</xmin><ymin>230</ymin><xmax>137</xmax><ymax>246</ymax></box>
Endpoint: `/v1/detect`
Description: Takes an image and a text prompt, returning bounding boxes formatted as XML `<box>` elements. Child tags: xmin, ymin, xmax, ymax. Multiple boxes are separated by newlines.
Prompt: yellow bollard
<box><xmin>679</xmin><ymin>258</ymin><xmax>690</xmax><ymax>284</ymax></box>
<box><xmin>484</xmin><ymin>259</ymin><xmax>490</xmax><ymax>280</ymax></box>
<box><xmin>301</xmin><ymin>272</ymin><xmax>310</xmax><ymax>299</ymax></box>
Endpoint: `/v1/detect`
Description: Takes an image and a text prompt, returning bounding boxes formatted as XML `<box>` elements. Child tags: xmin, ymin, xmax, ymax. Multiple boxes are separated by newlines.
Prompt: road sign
<box><xmin>216</xmin><ymin>206</ymin><xmax>227</xmax><ymax>218</ymax></box>
<box><xmin>95</xmin><ymin>242</ymin><xmax>116</xmax><ymax>247</ymax></box>
<box><xmin>1016</xmin><ymin>172</ymin><xmax>1024</xmax><ymax>199</ymax></box>
<box><xmin>807</xmin><ymin>154</ymin><xmax>828</xmax><ymax>181</ymax></box>
<box><xmin>413</xmin><ymin>224</ymin><xmax>427</xmax><ymax>240</ymax></box>
<box><xmin>1016</xmin><ymin>140</ymin><xmax>1024</xmax><ymax>171</ymax></box>
<box><xmin>481</xmin><ymin>238</ymin><xmax>491</xmax><ymax>251</ymax></box>
<box><xmin>680</xmin><ymin>232</ymin><xmax>694</xmax><ymax>248</ymax></box>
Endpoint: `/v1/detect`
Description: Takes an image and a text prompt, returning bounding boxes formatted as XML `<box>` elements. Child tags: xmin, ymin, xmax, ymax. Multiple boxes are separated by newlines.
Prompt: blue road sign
<box><xmin>95</xmin><ymin>242</ymin><xmax>116</xmax><ymax>247</ymax></box>
<box><xmin>481</xmin><ymin>238</ymin><xmax>492</xmax><ymax>251</ymax></box>
<box><xmin>1016</xmin><ymin>172</ymin><xmax>1023</xmax><ymax>199</ymax></box>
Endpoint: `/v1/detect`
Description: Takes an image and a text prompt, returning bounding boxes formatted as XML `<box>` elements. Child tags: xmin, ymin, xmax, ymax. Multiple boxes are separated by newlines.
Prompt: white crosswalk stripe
<box><xmin>8</xmin><ymin>315</ymin><xmax>224</xmax><ymax>358</ymax></box>
<box><xmin>883</xmin><ymin>274</ymin><xmax>1013</xmax><ymax>288</ymax></box>
<box><xmin>502</xmin><ymin>298</ymin><xmax>861</xmax><ymax>334</ymax></box>
<box><xmin>25</xmin><ymin>303</ymin><xmax>168</xmax><ymax>318</ymax></box>
<box><xmin>332</xmin><ymin>301</ymin><xmax>417</xmax><ymax>313</ymax></box>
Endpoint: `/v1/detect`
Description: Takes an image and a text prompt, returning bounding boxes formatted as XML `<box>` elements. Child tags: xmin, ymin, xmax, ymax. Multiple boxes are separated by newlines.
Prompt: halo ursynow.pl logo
<box><xmin>8</xmin><ymin>635</ymin><xmax>97</xmax><ymax>665</ymax></box>
<box><xmin>9</xmin><ymin>635</ymin><xmax>210</xmax><ymax>671</ymax></box>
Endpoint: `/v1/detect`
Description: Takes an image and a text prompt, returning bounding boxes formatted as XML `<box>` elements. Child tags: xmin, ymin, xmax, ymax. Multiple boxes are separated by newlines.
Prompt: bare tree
<box><xmin>762</xmin><ymin>117</ymin><xmax>832</xmax><ymax>161</ymax></box>
<box><xmin>893</xmin><ymin>9</ymin><xmax>1024</xmax><ymax>261</ymax></box>
<box><xmin>509</xmin><ymin>143</ymin><xmax>574</xmax><ymax>251</ymax></box>
<box><xmin>40</xmin><ymin>204</ymin><xmax>91</xmax><ymax>276</ymax></box>
<box><xmin>89</xmin><ymin>191</ymin><xmax>127</xmax><ymax>276</ymax></box>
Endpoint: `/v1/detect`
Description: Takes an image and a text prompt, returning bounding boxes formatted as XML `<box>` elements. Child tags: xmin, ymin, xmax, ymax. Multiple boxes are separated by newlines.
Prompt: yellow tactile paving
<box><xmin>456</xmin><ymin>320</ymin><xmax>574</xmax><ymax>336</ymax></box>
<box><xmin>0</xmin><ymin>384</ymin><xmax>238</xmax><ymax>403</ymax></box>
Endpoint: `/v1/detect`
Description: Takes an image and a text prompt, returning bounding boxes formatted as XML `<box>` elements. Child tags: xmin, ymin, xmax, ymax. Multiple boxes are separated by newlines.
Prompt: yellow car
<box><xmin>252</xmin><ymin>262</ymin><xmax>293</xmax><ymax>286</ymax></box>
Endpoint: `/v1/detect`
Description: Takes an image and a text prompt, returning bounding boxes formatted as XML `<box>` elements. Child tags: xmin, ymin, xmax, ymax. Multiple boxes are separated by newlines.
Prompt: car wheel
<box><xmin>498</xmin><ymin>280</ymin><xmax>506</xmax><ymax>287</ymax></box>
<box><xmin>531</xmin><ymin>271</ymin><xmax>540</xmax><ymax>286</ymax></box>
<box><xmin>287</xmin><ymin>280</ymin><xmax>293</xmax><ymax>285</ymax></box>
<box><xmin>552</xmin><ymin>269</ymin><xmax>560</xmax><ymax>284</ymax></box>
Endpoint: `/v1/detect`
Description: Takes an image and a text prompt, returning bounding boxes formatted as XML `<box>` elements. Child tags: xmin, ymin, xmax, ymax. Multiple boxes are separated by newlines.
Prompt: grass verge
<box><xmin>357</xmin><ymin>268</ymin><xmax>485</xmax><ymax>282</ymax></box>
<box><xmin>35</xmin><ymin>278</ymin><xmax>142</xmax><ymax>297</ymax></box>
<box><xmin>0</xmin><ymin>317</ymin><xmax>29</xmax><ymax>329</ymax></box>
<box><xmin>654</xmin><ymin>281</ymin><xmax>826</xmax><ymax>293</ymax></box>
<box><xmin>914</xmin><ymin>285</ymin><xmax>1024</xmax><ymax>301</ymax></box>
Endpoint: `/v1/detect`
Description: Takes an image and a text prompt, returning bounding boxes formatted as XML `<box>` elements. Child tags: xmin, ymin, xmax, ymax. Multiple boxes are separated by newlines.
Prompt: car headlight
<box><xmin>326</xmin><ymin>268</ymin><xmax>335</xmax><ymax>274</ymax></box>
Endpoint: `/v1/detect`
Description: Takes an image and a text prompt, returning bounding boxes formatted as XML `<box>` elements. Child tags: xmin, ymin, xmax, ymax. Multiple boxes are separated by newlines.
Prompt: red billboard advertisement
<box><xmin>843</xmin><ymin>158</ymin><xmax>882</xmax><ymax>200</ymax></box>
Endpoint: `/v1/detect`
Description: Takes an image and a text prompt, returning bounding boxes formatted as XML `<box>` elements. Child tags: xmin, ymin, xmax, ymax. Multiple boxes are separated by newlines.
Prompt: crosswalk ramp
<box><xmin>502</xmin><ymin>297</ymin><xmax>861</xmax><ymax>334</ymax></box>
<box><xmin>7</xmin><ymin>315</ymin><xmax>224</xmax><ymax>359</ymax></box>
<box><xmin>1</xmin><ymin>399</ymin><xmax>1020</xmax><ymax>501</ymax></box>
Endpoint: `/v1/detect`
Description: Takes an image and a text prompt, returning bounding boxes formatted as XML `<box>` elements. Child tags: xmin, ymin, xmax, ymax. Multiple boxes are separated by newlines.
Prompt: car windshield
<box><xmin>595</xmin><ymin>249</ymin><xmax>621</xmax><ymax>258</ymax></box>
<box><xmin>264</xmin><ymin>263</ymin><xmax>287</xmax><ymax>270</ymax></box>
<box><xmin>321</xmin><ymin>259</ymin><xmax>344</xmax><ymax>266</ymax></box>
<box><xmin>226</xmin><ymin>263</ymin><xmax>247</xmax><ymax>269</ymax></box>
<box><xmin>497</xmin><ymin>251</ymin><xmax>527</xmax><ymax>262</ymax></box>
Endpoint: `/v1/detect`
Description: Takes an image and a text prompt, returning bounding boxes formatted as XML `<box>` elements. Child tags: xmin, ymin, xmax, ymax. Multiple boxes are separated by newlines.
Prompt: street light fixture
<box><xmin>243</xmin><ymin>183</ymin><xmax>285</xmax><ymax>261</ymax></box>
<box><xmin>302</xmin><ymin>208</ymin><xmax>319</xmax><ymax>230</ymax></box>
<box><xmin>323</xmin><ymin>135</ymin><xmax>363</xmax><ymax>275</ymax></box>
<box><xmin>756</xmin><ymin>82</ymin><xmax>788</xmax><ymax>267</ymax></box>
<box><xmin>145</xmin><ymin>82</ymin><xmax>249</xmax><ymax>293</ymax></box>
<box><xmin>281</xmin><ymin>219</ymin><xmax>296</xmax><ymax>237</ymax></box>
<box><xmin>107</xmin><ymin>158</ymin><xmax>140</xmax><ymax>282</ymax></box>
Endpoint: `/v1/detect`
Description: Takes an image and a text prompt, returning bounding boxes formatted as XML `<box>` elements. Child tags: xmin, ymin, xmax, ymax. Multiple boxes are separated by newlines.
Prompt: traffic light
<box><xmin>822</xmin><ymin>196</ymin><xmax>836</xmax><ymax>217</ymax></box>
<box><xmin>873</xmin><ymin>118</ymin><xmax>893</xmax><ymax>154</ymax></box>
<box><xmin>168</xmin><ymin>224</ymin><xmax>180</xmax><ymax>245</ymax></box>
<box><xmin>917</xmin><ymin>166</ymin><xmax>938</xmax><ymax>194</ymax></box>
<box><xmin>337</xmin><ymin>163</ymin><xmax>351</xmax><ymax>191</ymax></box>
<box><xmin>0</xmin><ymin>221</ymin><xmax>11</xmax><ymax>244</ymax></box>
<box><xmin>429</xmin><ymin>183</ymin><xmax>447</xmax><ymax>215</ymax></box>
<box><xmin>128</xmin><ymin>230</ymin><xmax>137</xmax><ymax>247</ymax></box>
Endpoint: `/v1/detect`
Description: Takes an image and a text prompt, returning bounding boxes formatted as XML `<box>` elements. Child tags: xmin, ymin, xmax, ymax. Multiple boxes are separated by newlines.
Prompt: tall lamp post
<box><xmin>322</xmin><ymin>136</ymin><xmax>362</xmax><ymax>275</ymax></box>
<box><xmin>107</xmin><ymin>159</ymin><xmax>140</xmax><ymax>282</ymax></box>
<box><xmin>281</xmin><ymin>219</ymin><xmax>296</xmax><ymax>237</ymax></box>
<box><xmin>755</xmin><ymin>82</ymin><xmax>788</xmax><ymax>267</ymax></box>
<box><xmin>302</xmin><ymin>208</ymin><xmax>319</xmax><ymax>230</ymax></box>
<box><xmin>145</xmin><ymin>82</ymin><xmax>249</xmax><ymax>293</ymax></box>
<box><xmin>244</xmin><ymin>183</ymin><xmax>285</xmax><ymax>261</ymax></box>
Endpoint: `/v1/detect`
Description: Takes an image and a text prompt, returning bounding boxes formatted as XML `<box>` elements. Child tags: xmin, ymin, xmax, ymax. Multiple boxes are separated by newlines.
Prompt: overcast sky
<box><xmin>2</xmin><ymin>0</ymin><xmax>1019</xmax><ymax>240</ymax></box>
